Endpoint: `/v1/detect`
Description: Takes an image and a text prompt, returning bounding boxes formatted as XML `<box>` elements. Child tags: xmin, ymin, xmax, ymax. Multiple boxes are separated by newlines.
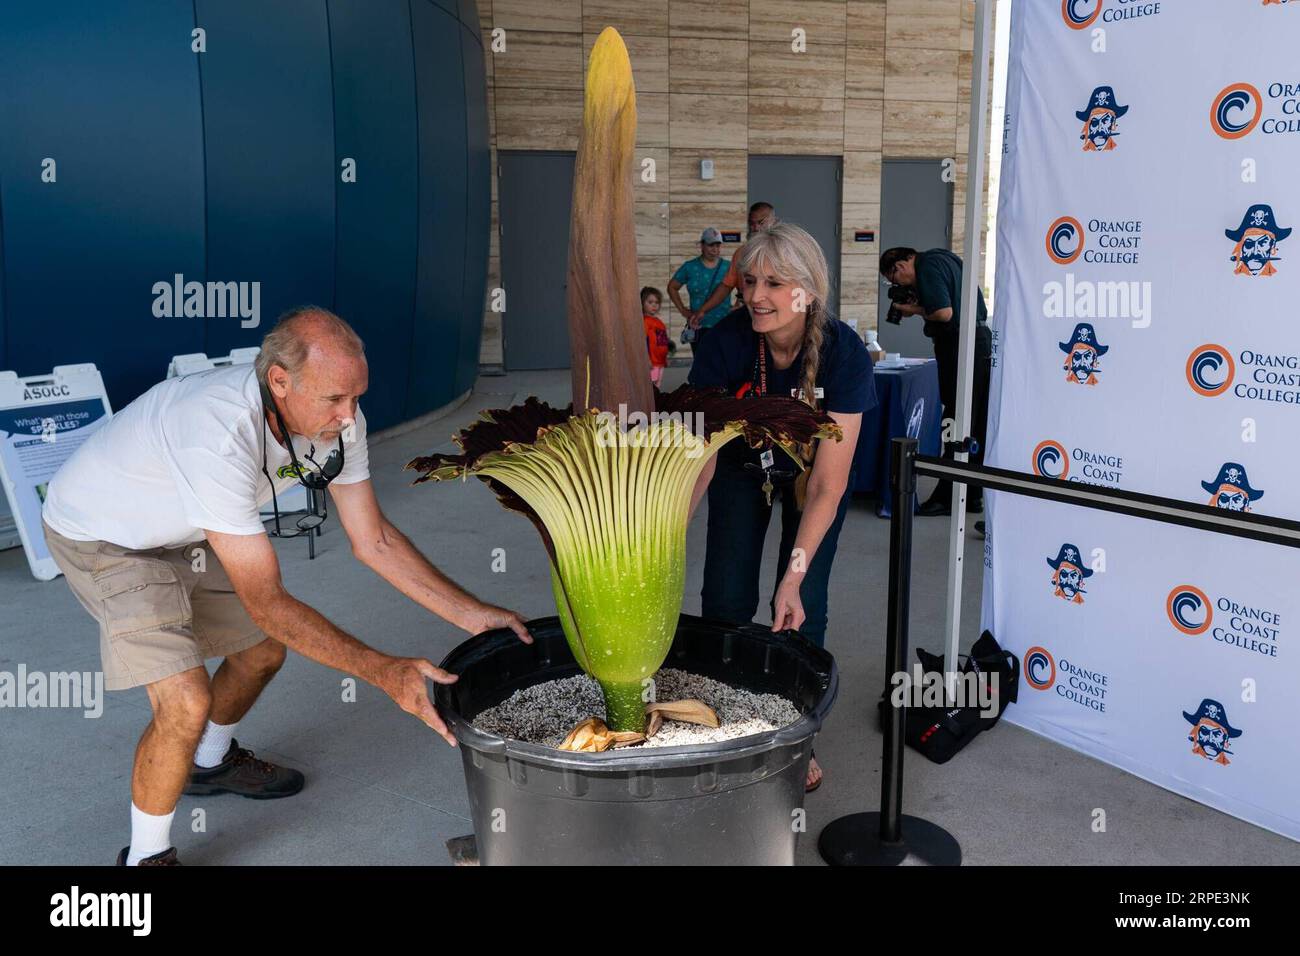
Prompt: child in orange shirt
<box><xmin>642</xmin><ymin>286</ymin><xmax>669</xmax><ymax>386</ymax></box>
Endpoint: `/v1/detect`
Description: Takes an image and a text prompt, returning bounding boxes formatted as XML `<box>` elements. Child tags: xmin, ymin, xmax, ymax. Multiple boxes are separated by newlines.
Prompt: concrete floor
<box><xmin>2</xmin><ymin>367</ymin><xmax>1297</xmax><ymax>866</ymax></box>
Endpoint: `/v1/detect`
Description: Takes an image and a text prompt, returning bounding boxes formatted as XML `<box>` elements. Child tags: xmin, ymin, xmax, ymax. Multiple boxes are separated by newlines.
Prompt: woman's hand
<box><xmin>688</xmin><ymin>311</ymin><xmax>701</xmax><ymax>328</ymax></box>
<box><xmin>772</xmin><ymin>574</ymin><xmax>806</xmax><ymax>633</ymax></box>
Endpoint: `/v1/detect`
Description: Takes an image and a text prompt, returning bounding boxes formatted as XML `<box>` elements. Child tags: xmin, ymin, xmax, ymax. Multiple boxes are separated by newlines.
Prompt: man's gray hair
<box><xmin>254</xmin><ymin>306</ymin><xmax>365</xmax><ymax>382</ymax></box>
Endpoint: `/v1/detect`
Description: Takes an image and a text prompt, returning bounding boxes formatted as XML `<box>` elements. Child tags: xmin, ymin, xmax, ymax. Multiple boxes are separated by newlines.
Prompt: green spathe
<box><xmin>477</xmin><ymin>413</ymin><xmax>701</xmax><ymax>731</ymax></box>
<box><xmin>408</xmin><ymin>396</ymin><xmax>839</xmax><ymax>733</ymax></box>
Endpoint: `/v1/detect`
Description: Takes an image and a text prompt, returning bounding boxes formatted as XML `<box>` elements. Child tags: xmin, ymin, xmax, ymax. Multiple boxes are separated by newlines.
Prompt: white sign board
<box><xmin>0</xmin><ymin>365</ymin><xmax>113</xmax><ymax>580</ymax></box>
<box><xmin>166</xmin><ymin>347</ymin><xmax>261</xmax><ymax>380</ymax></box>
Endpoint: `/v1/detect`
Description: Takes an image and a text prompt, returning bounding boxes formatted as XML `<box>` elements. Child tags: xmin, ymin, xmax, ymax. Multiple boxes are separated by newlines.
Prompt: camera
<box><xmin>885</xmin><ymin>283</ymin><xmax>918</xmax><ymax>325</ymax></box>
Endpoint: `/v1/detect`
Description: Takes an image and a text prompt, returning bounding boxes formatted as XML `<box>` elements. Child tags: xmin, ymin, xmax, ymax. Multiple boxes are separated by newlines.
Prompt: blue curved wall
<box><xmin>0</xmin><ymin>0</ymin><xmax>488</xmax><ymax>431</ymax></box>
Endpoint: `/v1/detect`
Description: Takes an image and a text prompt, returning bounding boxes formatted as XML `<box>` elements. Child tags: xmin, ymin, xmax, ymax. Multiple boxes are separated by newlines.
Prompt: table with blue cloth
<box><xmin>852</xmin><ymin>359</ymin><xmax>943</xmax><ymax>515</ymax></box>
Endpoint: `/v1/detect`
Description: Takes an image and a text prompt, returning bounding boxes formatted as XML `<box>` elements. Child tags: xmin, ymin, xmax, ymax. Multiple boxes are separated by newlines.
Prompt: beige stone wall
<box><xmin>479</xmin><ymin>0</ymin><xmax>994</xmax><ymax>365</ymax></box>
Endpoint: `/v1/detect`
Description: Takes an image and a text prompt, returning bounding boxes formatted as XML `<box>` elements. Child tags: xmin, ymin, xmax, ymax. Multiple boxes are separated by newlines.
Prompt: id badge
<box><xmin>760</xmin><ymin>449</ymin><xmax>775</xmax><ymax>469</ymax></box>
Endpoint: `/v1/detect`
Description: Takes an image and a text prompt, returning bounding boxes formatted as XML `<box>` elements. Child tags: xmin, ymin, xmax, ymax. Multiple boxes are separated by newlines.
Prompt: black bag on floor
<box><xmin>875</xmin><ymin>630</ymin><xmax>1020</xmax><ymax>764</ymax></box>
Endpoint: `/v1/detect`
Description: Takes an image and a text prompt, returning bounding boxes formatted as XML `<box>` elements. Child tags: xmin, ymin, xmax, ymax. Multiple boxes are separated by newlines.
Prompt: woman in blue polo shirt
<box><xmin>688</xmin><ymin>222</ymin><xmax>876</xmax><ymax>791</ymax></box>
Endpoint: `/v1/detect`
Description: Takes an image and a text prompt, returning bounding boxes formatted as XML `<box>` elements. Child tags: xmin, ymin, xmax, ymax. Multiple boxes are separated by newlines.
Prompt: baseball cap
<box><xmin>700</xmin><ymin>227</ymin><xmax>723</xmax><ymax>244</ymax></box>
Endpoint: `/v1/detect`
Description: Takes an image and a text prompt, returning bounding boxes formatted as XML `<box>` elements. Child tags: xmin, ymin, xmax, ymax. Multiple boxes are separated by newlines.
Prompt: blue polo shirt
<box><xmin>688</xmin><ymin>308</ymin><xmax>877</xmax><ymax>465</ymax></box>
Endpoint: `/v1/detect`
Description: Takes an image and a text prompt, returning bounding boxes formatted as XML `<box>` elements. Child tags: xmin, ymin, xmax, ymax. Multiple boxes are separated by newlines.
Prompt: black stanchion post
<box><xmin>880</xmin><ymin>435</ymin><xmax>916</xmax><ymax>843</ymax></box>
<box><xmin>818</xmin><ymin>437</ymin><xmax>962</xmax><ymax>866</ymax></box>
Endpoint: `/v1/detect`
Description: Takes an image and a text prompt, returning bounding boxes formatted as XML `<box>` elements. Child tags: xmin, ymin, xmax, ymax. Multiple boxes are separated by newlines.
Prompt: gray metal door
<box><xmin>747</xmin><ymin>155</ymin><xmax>842</xmax><ymax>317</ymax></box>
<box><xmin>499</xmin><ymin>151</ymin><xmax>575</xmax><ymax>369</ymax></box>
<box><xmin>878</xmin><ymin>159</ymin><xmax>954</xmax><ymax>359</ymax></box>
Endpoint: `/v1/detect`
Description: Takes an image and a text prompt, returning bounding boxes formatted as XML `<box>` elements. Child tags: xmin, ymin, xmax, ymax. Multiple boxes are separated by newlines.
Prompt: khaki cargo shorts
<box><xmin>43</xmin><ymin>521</ymin><xmax>268</xmax><ymax>690</ymax></box>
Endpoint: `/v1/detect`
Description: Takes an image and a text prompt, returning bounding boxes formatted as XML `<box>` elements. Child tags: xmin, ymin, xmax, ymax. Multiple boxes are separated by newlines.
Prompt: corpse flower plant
<box><xmin>408</xmin><ymin>28</ymin><xmax>840</xmax><ymax>740</ymax></box>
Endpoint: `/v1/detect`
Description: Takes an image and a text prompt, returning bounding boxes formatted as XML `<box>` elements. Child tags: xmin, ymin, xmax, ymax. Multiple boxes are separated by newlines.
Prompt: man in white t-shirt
<box><xmin>42</xmin><ymin>307</ymin><xmax>531</xmax><ymax>866</ymax></box>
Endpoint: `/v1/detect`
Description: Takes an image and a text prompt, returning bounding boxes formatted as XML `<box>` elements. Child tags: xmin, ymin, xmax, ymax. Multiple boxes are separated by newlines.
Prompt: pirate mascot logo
<box><xmin>1076</xmin><ymin>86</ymin><xmax>1127</xmax><ymax>152</ymax></box>
<box><xmin>1047</xmin><ymin>543</ymin><xmax>1092</xmax><ymax>604</ymax></box>
<box><xmin>1201</xmin><ymin>462</ymin><xmax>1263</xmax><ymax>512</ymax></box>
<box><xmin>1059</xmin><ymin>323</ymin><xmax>1108</xmax><ymax>385</ymax></box>
<box><xmin>1183</xmin><ymin>699</ymin><xmax>1242</xmax><ymax>766</ymax></box>
<box><xmin>1226</xmin><ymin>205</ymin><xmax>1291</xmax><ymax>276</ymax></box>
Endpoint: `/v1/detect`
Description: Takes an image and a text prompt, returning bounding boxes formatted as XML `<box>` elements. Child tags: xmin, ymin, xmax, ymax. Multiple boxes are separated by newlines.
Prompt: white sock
<box><xmin>126</xmin><ymin>803</ymin><xmax>175</xmax><ymax>866</ymax></box>
<box><xmin>193</xmin><ymin>720</ymin><xmax>239</xmax><ymax>768</ymax></box>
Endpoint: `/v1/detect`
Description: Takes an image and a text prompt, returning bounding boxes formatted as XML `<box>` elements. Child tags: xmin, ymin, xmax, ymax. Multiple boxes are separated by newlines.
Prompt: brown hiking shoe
<box><xmin>116</xmin><ymin>846</ymin><xmax>181</xmax><ymax>866</ymax></box>
<box><xmin>183</xmin><ymin>739</ymin><xmax>305</xmax><ymax>800</ymax></box>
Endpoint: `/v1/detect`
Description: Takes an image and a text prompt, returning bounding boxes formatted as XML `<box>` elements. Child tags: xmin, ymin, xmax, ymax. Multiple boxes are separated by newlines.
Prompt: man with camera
<box><xmin>879</xmin><ymin>246</ymin><xmax>991</xmax><ymax>517</ymax></box>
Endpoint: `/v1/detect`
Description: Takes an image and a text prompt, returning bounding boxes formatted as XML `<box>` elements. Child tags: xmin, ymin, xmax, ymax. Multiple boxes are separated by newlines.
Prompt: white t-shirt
<box><xmin>43</xmin><ymin>365</ymin><xmax>370</xmax><ymax>550</ymax></box>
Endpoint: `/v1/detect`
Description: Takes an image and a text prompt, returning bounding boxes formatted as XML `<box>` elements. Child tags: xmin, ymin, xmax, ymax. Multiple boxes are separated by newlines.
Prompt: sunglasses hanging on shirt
<box><xmin>259</xmin><ymin>380</ymin><xmax>345</xmax><ymax>539</ymax></box>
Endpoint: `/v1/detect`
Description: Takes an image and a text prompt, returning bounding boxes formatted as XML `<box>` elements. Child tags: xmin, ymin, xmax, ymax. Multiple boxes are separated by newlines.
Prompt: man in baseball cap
<box><xmin>668</xmin><ymin>226</ymin><xmax>734</xmax><ymax>353</ymax></box>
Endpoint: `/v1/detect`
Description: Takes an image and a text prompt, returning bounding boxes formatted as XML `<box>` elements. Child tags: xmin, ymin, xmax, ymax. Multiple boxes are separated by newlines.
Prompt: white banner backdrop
<box><xmin>983</xmin><ymin>0</ymin><xmax>1300</xmax><ymax>840</ymax></box>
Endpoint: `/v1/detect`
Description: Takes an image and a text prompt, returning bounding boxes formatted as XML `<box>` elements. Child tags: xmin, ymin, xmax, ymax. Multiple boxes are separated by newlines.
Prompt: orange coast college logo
<box><xmin>1168</xmin><ymin>586</ymin><xmax>1283</xmax><ymax>658</ymax></box>
<box><xmin>1186</xmin><ymin>342</ymin><xmax>1300</xmax><ymax>406</ymax></box>
<box><xmin>1025</xmin><ymin>647</ymin><xmax>1056</xmax><ymax>690</ymax></box>
<box><xmin>1077</xmin><ymin>86</ymin><xmax>1128</xmax><ymax>152</ymax></box>
<box><xmin>1186</xmin><ymin>344</ymin><xmax>1235</xmax><ymax>396</ymax></box>
<box><xmin>1183</xmin><ymin>698</ymin><xmax>1242</xmax><ymax>766</ymax></box>
<box><xmin>1226</xmin><ymin>205</ymin><xmax>1291</xmax><ymax>276</ymax></box>
<box><xmin>1047</xmin><ymin>543</ymin><xmax>1092</xmax><ymax>603</ymax></box>
<box><xmin>1026</xmin><ymin>646</ymin><xmax>1110</xmax><ymax>711</ymax></box>
<box><xmin>1033</xmin><ymin>440</ymin><xmax>1070</xmax><ymax>479</ymax></box>
<box><xmin>1046</xmin><ymin>215</ymin><xmax>1142</xmax><ymax>266</ymax></box>
<box><xmin>1212</xmin><ymin>80</ymin><xmax>1300</xmax><ymax>138</ymax></box>
<box><xmin>1032</xmin><ymin>440</ymin><xmax>1124</xmax><ymax>486</ymax></box>
<box><xmin>1046</xmin><ymin>216</ymin><xmax>1084</xmax><ymax>264</ymax></box>
<box><xmin>1167</xmin><ymin>585</ymin><xmax>1213</xmax><ymax>635</ymax></box>
<box><xmin>1201</xmin><ymin>462</ymin><xmax>1263</xmax><ymax>512</ymax></box>
<box><xmin>1060</xmin><ymin>323</ymin><xmax>1108</xmax><ymax>385</ymax></box>
<box><xmin>1062</xmin><ymin>0</ymin><xmax>1101</xmax><ymax>29</ymax></box>
<box><xmin>1211</xmin><ymin>83</ymin><xmax>1263</xmax><ymax>139</ymax></box>
<box><xmin>1064</xmin><ymin>0</ymin><xmax>1162</xmax><ymax>27</ymax></box>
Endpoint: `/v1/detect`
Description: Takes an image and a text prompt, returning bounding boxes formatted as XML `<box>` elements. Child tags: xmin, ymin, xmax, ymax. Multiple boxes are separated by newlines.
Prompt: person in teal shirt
<box><xmin>668</xmin><ymin>227</ymin><xmax>732</xmax><ymax>353</ymax></box>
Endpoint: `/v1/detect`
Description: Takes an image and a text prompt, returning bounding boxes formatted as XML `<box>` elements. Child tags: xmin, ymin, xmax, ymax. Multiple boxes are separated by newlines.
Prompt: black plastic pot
<box><xmin>435</xmin><ymin>613</ymin><xmax>838</xmax><ymax>865</ymax></box>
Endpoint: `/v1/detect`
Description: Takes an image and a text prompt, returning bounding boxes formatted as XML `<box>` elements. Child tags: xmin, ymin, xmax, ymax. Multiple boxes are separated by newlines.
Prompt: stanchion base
<box><xmin>818</xmin><ymin>812</ymin><xmax>962</xmax><ymax>866</ymax></box>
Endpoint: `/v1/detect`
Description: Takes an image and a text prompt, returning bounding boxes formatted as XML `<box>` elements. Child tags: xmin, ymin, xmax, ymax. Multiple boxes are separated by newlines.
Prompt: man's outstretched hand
<box><xmin>377</xmin><ymin>657</ymin><xmax>459</xmax><ymax>746</ymax></box>
<box><xmin>465</xmin><ymin>604</ymin><xmax>533</xmax><ymax>644</ymax></box>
